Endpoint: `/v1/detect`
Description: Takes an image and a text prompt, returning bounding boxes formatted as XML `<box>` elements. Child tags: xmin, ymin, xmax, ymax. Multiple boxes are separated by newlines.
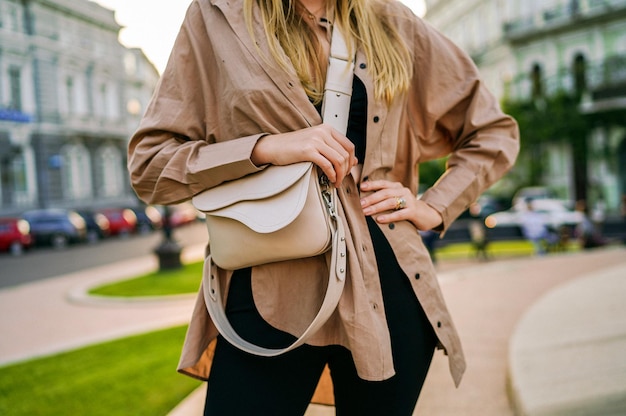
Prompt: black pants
<box><xmin>204</xmin><ymin>218</ymin><xmax>437</xmax><ymax>415</ymax></box>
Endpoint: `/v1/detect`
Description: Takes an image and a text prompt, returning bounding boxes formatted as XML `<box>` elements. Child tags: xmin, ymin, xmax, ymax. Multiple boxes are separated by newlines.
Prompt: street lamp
<box><xmin>154</xmin><ymin>205</ymin><xmax>182</xmax><ymax>270</ymax></box>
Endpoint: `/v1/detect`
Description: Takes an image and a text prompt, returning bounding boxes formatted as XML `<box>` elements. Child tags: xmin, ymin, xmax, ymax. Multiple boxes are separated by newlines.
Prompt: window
<box><xmin>9</xmin><ymin>67</ymin><xmax>22</xmax><ymax>111</ymax></box>
<box><xmin>61</xmin><ymin>144</ymin><xmax>93</xmax><ymax>200</ymax></box>
<box><xmin>100</xmin><ymin>83</ymin><xmax>108</xmax><ymax>118</ymax></box>
<box><xmin>97</xmin><ymin>145</ymin><xmax>125</xmax><ymax>197</ymax></box>
<box><xmin>12</xmin><ymin>153</ymin><xmax>27</xmax><ymax>193</ymax></box>
<box><xmin>573</xmin><ymin>53</ymin><xmax>587</xmax><ymax>94</ymax></box>
<box><xmin>531</xmin><ymin>63</ymin><xmax>544</xmax><ymax>99</ymax></box>
<box><xmin>66</xmin><ymin>76</ymin><xmax>75</xmax><ymax>114</ymax></box>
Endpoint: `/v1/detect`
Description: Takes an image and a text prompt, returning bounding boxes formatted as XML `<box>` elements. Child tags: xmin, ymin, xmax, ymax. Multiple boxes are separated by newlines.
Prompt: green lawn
<box><xmin>435</xmin><ymin>239</ymin><xmax>580</xmax><ymax>260</ymax></box>
<box><xmin>0</xmin><ymin>326</ymin><xmax>202</xmax><ymax>416</ymax></box>
<box><xmin>88</xmin><ymin>261</ymin><xmax>204</xmax><ymax>297</ymax></box>
<box><xmin>88</xmin><ymin>240</ymin><xmax>579</xmax><ymax>297</ymax></box>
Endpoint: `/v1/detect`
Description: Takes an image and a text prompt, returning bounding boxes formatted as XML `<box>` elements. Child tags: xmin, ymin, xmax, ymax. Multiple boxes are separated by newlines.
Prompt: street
<box><xmin>0</xmin><ymin>222</ymin><xmax>208</xmax><ymax>289</ymax></box>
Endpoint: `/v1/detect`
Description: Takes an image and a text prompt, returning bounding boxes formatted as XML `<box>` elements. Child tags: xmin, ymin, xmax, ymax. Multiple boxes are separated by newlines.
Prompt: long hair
<box><xmin>244</xmin><ymin>0</ymin><xmax>412</xmax><ymax>104</ymax></box>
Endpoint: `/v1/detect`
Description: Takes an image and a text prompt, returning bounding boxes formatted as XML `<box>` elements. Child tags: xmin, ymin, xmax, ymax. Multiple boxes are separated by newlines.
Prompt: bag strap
<box><xmin>202</xmin><ymin>25</ymin><xmax>354</xmax><ymax>356</ymax></box>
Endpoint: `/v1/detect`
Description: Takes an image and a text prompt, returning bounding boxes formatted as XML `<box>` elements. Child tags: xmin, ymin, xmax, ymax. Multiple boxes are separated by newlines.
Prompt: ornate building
<box><xmin>424</xmin><ymin>0</ymin><xmax>626</xmax><ymax>213</ymax></box>
<box><xmin>0</xmin><ymin>0</ymin><xmax>159</xmax><ymax>215</ymax></box>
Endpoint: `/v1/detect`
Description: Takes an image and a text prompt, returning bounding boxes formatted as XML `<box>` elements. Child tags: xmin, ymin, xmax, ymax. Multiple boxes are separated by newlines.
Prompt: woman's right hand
<box><xmin>251</xmin><ymin>124</ymin><xmax>358</xmax><ymax>186</ymax></box>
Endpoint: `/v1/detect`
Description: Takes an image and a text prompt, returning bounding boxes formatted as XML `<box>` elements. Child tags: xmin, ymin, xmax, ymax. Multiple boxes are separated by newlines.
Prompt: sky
<box><xmin>90</xmin><ymin>0</ymin><xmax>426</xmax><ymax>74</ymax></box>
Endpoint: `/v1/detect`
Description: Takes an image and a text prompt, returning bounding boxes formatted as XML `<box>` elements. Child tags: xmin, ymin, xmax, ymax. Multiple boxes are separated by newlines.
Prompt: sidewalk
<box><xmin>1</xmin><ymin>244</ymin><xmax>625</xmax><ymax>415</ymax></box>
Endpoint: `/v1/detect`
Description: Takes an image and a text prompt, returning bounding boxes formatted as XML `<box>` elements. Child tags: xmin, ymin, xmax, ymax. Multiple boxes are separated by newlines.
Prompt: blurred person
<box><xmin>127</xmin><ymin>0</ymin><xmax>520</xmax><ymax>414</ymax></box>
<box><xmin>468</xmin><ymin>202</ymin><xmax>489</xmax><ymax>261</ymax></box>
<box><xmin>591</xmin><ymin>196</ymin><xmax>606</xmax><ymax>235</ymax></box>
<box><xmin>575</xmin><ymin>200</ymin><xmax>604</xmax><ymax>250</ymax></box>
<box><xmin>520</xmin><ymin>199</ymin><xmax>548</xmax><ymax>255</ymax></box>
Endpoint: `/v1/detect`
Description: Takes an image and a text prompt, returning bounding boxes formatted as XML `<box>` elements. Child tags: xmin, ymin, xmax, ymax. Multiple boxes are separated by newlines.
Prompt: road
<box><xmin>0</xmin><ymin>222</ymin><xmax>208</xmax><ymax>289</ymax></box>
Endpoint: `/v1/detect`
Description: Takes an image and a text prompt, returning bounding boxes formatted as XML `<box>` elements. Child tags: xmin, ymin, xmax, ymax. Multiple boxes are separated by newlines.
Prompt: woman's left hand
<box><xmin>359</xmin><ymin>180</ymin><xmax>443</xmax><ymax>231</ymax></box>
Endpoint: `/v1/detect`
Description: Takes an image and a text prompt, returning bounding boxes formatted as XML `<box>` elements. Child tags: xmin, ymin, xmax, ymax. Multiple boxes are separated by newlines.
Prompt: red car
<box><xmin>97</xmin><ymin>208</ymin><xmax>137</xmax><ymax>236</ymax></box>
<box><xmin>0</xmin><ymin>217</ymin><xmax>33</xmax><ymax>255</ymax></box>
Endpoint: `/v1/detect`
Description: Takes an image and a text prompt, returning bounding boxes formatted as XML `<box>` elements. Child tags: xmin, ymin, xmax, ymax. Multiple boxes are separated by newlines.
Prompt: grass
<box><xmin>435</xmin><ymin>239</ymin><xmax>581</xmax><ymax>261</ymax></box>
<box><xmin>0</xmin><ymin>326</ymin><xmax>202</xmax><ymax>416</ymax></box>
<box><xmin>88</xmin><ymin>261</ymin><xmax>204</xmax><ymax>297</ymax></box>
<box><xmin>436</xmin><ymin>240</ymin><xmax>535</xmax><ymax>259</ymax></box>
<box><xmin>88</xmin><ymin>240</ymin><xmax>580</xmax><ymax>298</ymax></box>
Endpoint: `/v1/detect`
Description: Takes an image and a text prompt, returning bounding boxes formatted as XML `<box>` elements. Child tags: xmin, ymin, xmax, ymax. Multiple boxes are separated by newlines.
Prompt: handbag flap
<box><xmin>192</xmin><ymin>162</ymin><xmax>316</xmax><ymax>233</ymax></box>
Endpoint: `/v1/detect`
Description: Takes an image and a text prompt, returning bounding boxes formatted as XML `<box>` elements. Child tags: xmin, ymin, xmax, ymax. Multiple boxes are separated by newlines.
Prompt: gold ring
<box><xmin>395</xmin><ymin>197</ymin><xmax>406</xmax><ymax>210</ymax></box>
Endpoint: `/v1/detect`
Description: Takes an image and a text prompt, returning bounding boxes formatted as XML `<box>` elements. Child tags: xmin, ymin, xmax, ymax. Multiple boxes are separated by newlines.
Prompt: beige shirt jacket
<box><xmin>128</xmin><ymin>0</ymin><xmax>519</xmax><ymax>388</ymax></box>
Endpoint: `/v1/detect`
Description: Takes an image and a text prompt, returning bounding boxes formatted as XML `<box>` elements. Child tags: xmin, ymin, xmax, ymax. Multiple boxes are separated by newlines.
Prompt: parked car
<box><xmin>129</xmin><ymin>205</ymin><xmax>163</xmax><ymax>234</ymax></box>
<box><xmin>165</xmin><ymin>202</ymin><xmax>201</xmax><ymax>228</ymax></box>
<box><xmin>512</xmin><ymin>186</ymin><xmax>558</xmax><ymax>208</ymax></box>
<box><xmin>485</xmin><ymin>198</ymin><xmax>584</xmax><ymax>231</ymax></box>
<box><xmin>76</xmin><ymin>210</ymin><xmax>111</xmax><ymax>243</ymax></box>
<box><xmin>96</xmin><ymin>208</ymin><xmax>137</xmax><ymax>236</ymax></box>
<box><xmin>22</xmin><ymin>209</ymin><xmax>87</xmax><ymax>248</ymax></box>
<box><xmin>0</xmin><ymin>217</ymin><xmax>33</xmax><ymax>255</ymax></box>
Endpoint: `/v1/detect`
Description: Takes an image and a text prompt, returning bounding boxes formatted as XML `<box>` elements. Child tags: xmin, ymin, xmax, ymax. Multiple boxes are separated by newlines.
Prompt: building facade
<box><xmin>0</xmin><ymin>0</ymin><xmax>159</xmax><ymax>216</ymax></box>
<box><xmin>424</xmin><ymin>0</ymin><xmax>626</xmax><ymax>213</ymax></box>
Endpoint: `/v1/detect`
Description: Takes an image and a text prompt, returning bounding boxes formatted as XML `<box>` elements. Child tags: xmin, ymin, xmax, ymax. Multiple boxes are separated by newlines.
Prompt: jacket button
<box><xmin>415</xmin><ymin>273</ymin><xmax>421</xmax><ymax>280</ymax></box>
<box><xmin>437</xmin><ymin>321</ymin><xmax>442</xmax><ymax>328</ymax></box>
<box><xmin>373</xmin><ymin>116</ymin><xmax>380</xmax><ymax>123</ymax></box>
<box><xmin>389</xmin><ymin>223</ymin><xmax>395</xmax><ymax>230</ymax></box>
<box><xmin>360</xmin><ymin>62</ymin><xmax>367</xmax><ymax>69</ymax></box>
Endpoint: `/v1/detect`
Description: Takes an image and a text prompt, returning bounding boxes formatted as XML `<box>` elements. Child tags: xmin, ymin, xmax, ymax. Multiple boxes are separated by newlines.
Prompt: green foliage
<box><xmin>502</xmin><ymin>91</ymin><xmax>592</xmax><ymax>196</ymax></box>
<box><xmin>0</xmin><ymin>326</ymin><xmax>202</xmax><ymax>416</ymax></box>
<box><xmin>89</xmin><ymin>261</ymin><xmax>204</xmax><ymax>297</ymax></box>
<box><xmin>502</xmin><ymin>92</ymin><xmax>589</xmax><ymax>146</ymax></box>
<box><xmin>418</xmin><ymin>158</ymin><xmax>447</xmax><ymax>190</ymax></box>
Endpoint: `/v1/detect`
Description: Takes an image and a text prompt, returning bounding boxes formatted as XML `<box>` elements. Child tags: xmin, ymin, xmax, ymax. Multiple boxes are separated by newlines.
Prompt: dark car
<box><xmin>22</xmin><ymin>209</ymin><xmax>87</xmax><ymax>248</ymax></box>
<box><xmin>129</xmin><ymin>205</ymin><xmax>163</xmax><ymax>234</ymax></box>
<box><xmin>76</xmin><ymin>210</ymin><xmax>111</xmax><ymax>243</ymax></box>
<box><xmin>97</xmin><ymin>208</ymin><xmax>137</xmax><ymax>236</ymax></box>
<box><xmin>0</xmin><ymin>217</ymin><xmax>33</xmax><ymax>255</ymax></box>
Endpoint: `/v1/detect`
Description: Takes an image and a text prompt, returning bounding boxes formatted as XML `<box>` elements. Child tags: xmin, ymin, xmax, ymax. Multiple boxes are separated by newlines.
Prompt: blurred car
<box><xmin>485</xmin><ymin>198</ymin><xmax>584</xmax><ymax>231</ymax></box>
<box><xmin>129</xmin><ymin>205</ymin><xmax>163</xmax><ymax>234</ymax></box>
<box><xmin>512</xmin><ymin>186</ymin><xmax>558</xmax><ymax>208</ymax></box>
<box><xmin>76</xmin><ymin>210</ymin><xmax>111</xmax><ymax>243</ymax></box>
<box><xmin>22</xmin><ymin>209</ymin><xmax>87</xmax><ymax>248</ymax></box>
<box><xmin>166</xmin><ymin>202</ymin><xmax>201</xmax><ymax>228</ymax></box>
<box><xmin>97</xmin><ymin>208</ymin><xmax>137</xmax><ymax>236</ymax></box>
<box><xmin>0</xmin><ymin>217</ymin><xmax>33</xmax><ymax>255</ymax></box>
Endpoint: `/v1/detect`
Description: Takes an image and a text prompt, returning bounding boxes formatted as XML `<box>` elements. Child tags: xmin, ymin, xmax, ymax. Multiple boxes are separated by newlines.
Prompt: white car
<box><xmin>485</xmin><ymin>198</ymin><xmax>584</xmax><ymax>230</ymax></box>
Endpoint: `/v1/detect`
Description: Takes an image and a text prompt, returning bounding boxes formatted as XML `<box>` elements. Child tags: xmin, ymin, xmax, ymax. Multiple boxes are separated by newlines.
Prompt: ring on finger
<box><xmin>394</xmin><ymin>197</ymin><xmax>406</xmax><ymax>210</ymax></box>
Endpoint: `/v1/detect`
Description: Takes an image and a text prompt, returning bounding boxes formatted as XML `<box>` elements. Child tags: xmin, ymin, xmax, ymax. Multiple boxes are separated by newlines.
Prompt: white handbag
<box><xmin>192</xmin><ymin>25</ymin><xmax>355</xmax><ymax>356</ymax></box>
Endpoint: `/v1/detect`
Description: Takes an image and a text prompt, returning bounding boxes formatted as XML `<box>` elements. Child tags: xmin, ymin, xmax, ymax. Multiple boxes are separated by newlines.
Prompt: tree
<box><xmin>502</xmin><ymin>91</ymin><xmax>591</xmax><ymax>202</ymax></box>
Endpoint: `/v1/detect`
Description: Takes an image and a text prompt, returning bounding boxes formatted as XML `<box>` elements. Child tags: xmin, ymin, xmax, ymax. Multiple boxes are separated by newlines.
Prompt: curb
<box><xmin>65</xmin><ymin>243</ymin><xmax>206</xmax><ymax>307</ymax></box>
<box><xmin>508</xmin><ymin>263</ymin><xmax>626</xmax><ymax>416</ymax></box>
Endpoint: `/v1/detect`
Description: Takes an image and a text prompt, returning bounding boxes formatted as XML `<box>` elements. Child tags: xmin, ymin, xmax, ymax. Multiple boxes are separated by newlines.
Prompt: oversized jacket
<box><xmin>128</xmin><ymin>0</ymin><xmax>520</xmax><ymax>387</ymax></box>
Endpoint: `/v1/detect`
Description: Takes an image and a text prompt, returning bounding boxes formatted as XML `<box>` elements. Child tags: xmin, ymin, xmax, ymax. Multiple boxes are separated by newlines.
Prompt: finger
<box><xmin>360</xmin><ymin>179</ymin><xmax>403</xmax><ymax>192</ymax></box>
<box><xmin>362</xmin><ymin>193</ymin><xmax>406</xmax><ymax>216</ymax></box>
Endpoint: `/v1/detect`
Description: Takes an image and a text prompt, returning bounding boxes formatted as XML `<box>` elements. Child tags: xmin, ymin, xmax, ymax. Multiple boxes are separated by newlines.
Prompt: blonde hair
<box><xmin>244</xmin><ymin>0</ymin><xmax>412</xmax><ymax>104</ymax></box>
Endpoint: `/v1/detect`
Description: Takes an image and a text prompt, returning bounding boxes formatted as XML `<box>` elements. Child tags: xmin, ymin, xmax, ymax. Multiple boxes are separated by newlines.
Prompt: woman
<box><xmin>128</xmin><ymin>0</ymin><xmax>519</xmax><ymax>414</ymax></box>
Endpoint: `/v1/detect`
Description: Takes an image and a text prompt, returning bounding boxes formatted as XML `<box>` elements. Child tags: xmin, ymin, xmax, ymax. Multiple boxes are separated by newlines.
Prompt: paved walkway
<box><xmin>1</xmin><ymin>244</ymin><xmax>625</xmax><ymax>415</ymax></box>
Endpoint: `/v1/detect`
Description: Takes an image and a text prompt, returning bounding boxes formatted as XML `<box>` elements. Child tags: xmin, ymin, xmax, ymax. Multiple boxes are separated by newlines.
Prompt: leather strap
<box><xmin>202</xmin><ymin>26</ymin><xmax>354</xmax><ymax>356</ymax></box>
